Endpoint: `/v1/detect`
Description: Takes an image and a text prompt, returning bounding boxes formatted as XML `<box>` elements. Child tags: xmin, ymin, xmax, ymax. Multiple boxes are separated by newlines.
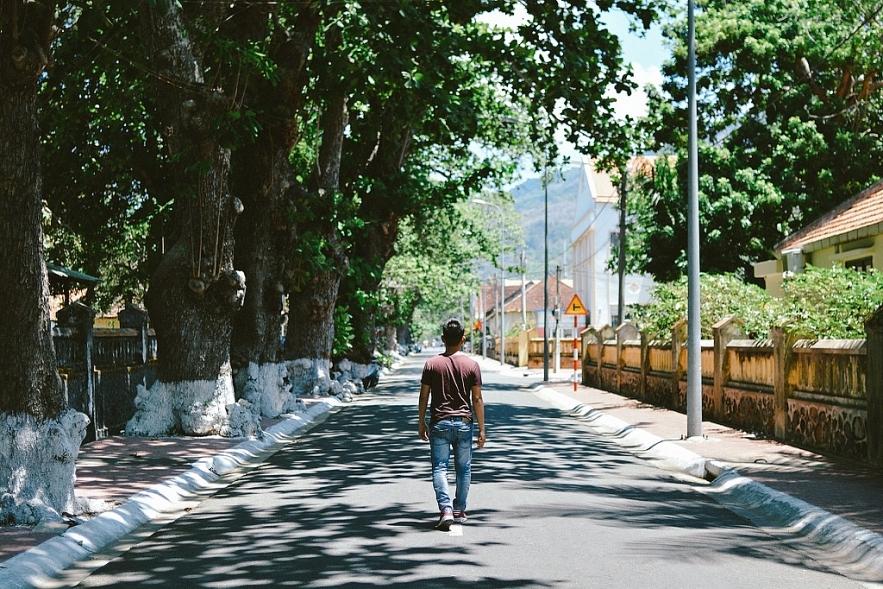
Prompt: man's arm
<box><xmin>471</xmin><ymin>384</ymin><xmax>485</xmax><ymax>448</ymax></box>
<box><xmin>418</xmin><ymin>383</ymin><xmax>430</xmax><ymax>441</ymax></box>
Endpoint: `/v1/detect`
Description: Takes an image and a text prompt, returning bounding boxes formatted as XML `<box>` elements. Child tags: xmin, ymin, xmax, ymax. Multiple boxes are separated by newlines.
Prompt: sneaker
<box><xmin>436</xmin><ymin>508</ymin><xmax>454</xmax><ymax>530</ymax></box>
<box><xmin>453</xmin><ymin>510</ymin><xmax>468</xmax><ymax>524</ymax></box>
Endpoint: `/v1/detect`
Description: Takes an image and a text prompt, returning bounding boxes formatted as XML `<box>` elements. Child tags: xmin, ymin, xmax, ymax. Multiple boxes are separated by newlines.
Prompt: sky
<box><xmin>605</xmin><ymin>12</ymin><xmax>668</xmax><ymax>118</ymax></box>
<box><xmin>478</xmin><ymin>6</ymin><xmax>670</xmax><ymax>165</ymax></box>
<box><xmin>564</xmin><ymin>10</ymin><xmax>668</xmax><ymax>160</ymax></box>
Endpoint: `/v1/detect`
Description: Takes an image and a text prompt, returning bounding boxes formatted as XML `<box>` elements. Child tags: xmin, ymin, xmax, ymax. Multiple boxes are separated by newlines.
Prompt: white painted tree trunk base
<box><xmin>125</xmin><ymin>364</ymin><xmax>262</xmax><ymax>438</ymax></box>
<box><xmin>335</xmin><ymin>358</ymin><xmax>379</xmax><ymax>390</ymax></box>
<box><xmin>287</xmin><ymin>357</ymin><xmax>337</xmax><ymax>397</ymax></box>
<box><xmin>0</xmin><ymin>409</ymin><xmax>89</xmax><ymax>524</ymax></box>
<box><xmin>236</xmin><ymin>361</ymin><xmax>304</xmax><ymax>418</ymax></box>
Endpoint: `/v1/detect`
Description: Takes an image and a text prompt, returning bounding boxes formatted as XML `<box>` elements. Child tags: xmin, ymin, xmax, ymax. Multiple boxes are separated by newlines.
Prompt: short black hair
<box><xmin>442</xmin><ymin>318</ymin><xmax>465</xmax><ymax>343</ymax></box>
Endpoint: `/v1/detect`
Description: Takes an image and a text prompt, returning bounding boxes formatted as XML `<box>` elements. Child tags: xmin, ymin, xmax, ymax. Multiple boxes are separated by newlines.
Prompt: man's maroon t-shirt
<box><xmin>421</xmin><ymin>352</ymin><xmax>482</xmax><ymax>423</ymax></box>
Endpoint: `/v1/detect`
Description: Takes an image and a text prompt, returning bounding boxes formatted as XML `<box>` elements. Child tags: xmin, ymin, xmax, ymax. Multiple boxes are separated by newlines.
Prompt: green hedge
<box><xmin>630</xmin><ymin>266</ymin><xmax>883</xmax><ymax>340</ymax></box>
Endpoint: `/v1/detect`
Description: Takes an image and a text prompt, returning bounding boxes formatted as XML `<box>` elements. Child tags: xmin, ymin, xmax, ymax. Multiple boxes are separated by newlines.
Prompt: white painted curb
<box><xmin>1</xmin><ymin>398</ymin><xmax>341</xmax><ymax>589</ymax></box>
<box><xmin>534</xmin><ymin>385</ymin><xmax>883</xmax><ymax>581</ymax></box>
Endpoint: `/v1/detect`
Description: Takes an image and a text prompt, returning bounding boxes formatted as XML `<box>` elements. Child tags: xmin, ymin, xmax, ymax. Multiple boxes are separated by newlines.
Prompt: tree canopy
<box><xmin>36</xmin><ymin>0</ymin><xmax>662</xmax><ymax>360</ymax></box>
<box><xmin>629</xmin><ymin>0</ymin><xmax>883</xmax><ymax>282</ymax></box>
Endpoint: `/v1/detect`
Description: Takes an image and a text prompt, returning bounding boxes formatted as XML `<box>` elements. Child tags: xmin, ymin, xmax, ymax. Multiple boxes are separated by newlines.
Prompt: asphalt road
<box><xmin>59</xmin><ymin>354</ymin><xmax>865</xmax><ymax>588</ymax></box>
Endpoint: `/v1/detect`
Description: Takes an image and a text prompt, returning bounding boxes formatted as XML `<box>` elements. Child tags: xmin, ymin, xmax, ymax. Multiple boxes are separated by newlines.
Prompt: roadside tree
<box><xmin>0</xmin><ymin>0</ymin><xmax>89</xmax><ymax>524</ymax></box>
<box><xmin>337</xmin><ymin>0</ymin><xmax>661</xmax><ymax>362</ymax></box>
<box><xmin>630</xmin><ymin>0</ymin><xmax>883</xmax><ymax>280</ymax></box>
<box><xmin>125</xmin><ymin>0</ymin><xmax>256</xmax><ymax>437</ymax></box>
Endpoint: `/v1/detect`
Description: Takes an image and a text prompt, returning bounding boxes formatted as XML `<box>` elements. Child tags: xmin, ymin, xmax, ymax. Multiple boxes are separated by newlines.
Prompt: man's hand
<box><xmin>419</xmin><ymin>421</ymin><xmax>429</xmax><ymax>442</ymax></box>
<box><xmin>477</xmin><ymin>428</ymin><xmax>486</xmax><ymax>448</ymax></box>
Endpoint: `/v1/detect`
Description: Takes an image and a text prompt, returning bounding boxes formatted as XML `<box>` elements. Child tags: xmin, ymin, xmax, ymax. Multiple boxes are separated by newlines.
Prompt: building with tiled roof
<box><xmin>754</xmin><ymin>180</ymin><xmax>883</xmax><ymax>295</ymax></box>
<box><xmin>570</xmin><ymin>157</ymin><xmax>655</xmax><ymax>326</ymax></box>
<box><xmin>478</xmin><ymin>274</ymin><xmax>576</xmax><ymax>339</ymax></box>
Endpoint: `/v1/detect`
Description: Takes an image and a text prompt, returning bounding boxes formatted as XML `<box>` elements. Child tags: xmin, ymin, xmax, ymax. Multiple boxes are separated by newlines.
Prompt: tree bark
<box><xmin>229</xmin><ymin>6</ymin><xmax>320</xmax><ymax>414</ymax></box>
<box><xmin>0</xmin><ymin>0</ymin><xmax>88</xmax><ymax>521</ymax></box>
<box><xmin>343</xmin><ymin>217</ymin><xmax>401</xmax><ymax>363</ymax></box>
<box><xmin>341</xmin><ymin>113</ymin><xmax>410</xmax><ymax>363</ymax></box>
<box><xmin>283</xmin><ymin>94</ymin><xmax>348</xmax><ymax>395</ymax></box>
<box><xmin>128</xmin><ymin>1</ymin><xmax>253</xmax><ymax>437</ymax></box>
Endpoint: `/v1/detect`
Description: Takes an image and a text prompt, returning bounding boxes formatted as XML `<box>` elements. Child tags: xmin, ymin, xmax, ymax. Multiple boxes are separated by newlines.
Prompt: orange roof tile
<box><xmin>776</xmin><ymin>180</ymin><xmax>883</xmax><ymax>254</ymax></box>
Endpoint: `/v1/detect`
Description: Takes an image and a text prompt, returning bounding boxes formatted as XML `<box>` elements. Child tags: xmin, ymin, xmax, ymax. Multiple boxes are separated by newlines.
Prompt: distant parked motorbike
<box><xmin>362</xmin><ymin>359</ymin><xmax>381</xmax><ymax>390</ymax></box>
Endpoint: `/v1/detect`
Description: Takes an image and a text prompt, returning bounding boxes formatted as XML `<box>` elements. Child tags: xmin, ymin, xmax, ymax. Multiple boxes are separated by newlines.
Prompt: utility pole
<box><xmin>617</xmin><ymin>165</ymin><xmax>628</xmax><ymax>327</ymax></box>
<box><xmin>686</xmin><ymin>0</ymin><xmax>703</xmax><ymax>438</ymax></box>
<box><xmin>543</xmin><ymin>165</ymin><xmax>550</xmax><ymax>382</ymax></box>
<box><xmin>521</xmin><ymin>250</ymin><xmax>528</xmax><ymax>329</ymax></box>
<box><xmin>480</xmin><ymin>283</ymin><xmax>486</xmax><ymax>359</ymax></box>
<box><xmin>555</xmin><ymin>265</ymin><xmax>561</xmax><ymax>372</ymax></box>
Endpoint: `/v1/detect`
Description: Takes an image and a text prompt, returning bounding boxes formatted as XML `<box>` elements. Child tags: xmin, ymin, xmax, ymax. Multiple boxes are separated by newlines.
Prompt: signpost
<box><xmin>563</xmin><ymin>294</ymin><xmax>588</xmax><ymax>391</ymax></box>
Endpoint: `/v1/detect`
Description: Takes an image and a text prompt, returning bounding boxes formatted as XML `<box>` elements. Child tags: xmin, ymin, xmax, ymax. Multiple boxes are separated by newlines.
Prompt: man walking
<box><xmin>418</xmin><ymin>318</ymin><xmax>486</xmax><ymax>531</ymax></box>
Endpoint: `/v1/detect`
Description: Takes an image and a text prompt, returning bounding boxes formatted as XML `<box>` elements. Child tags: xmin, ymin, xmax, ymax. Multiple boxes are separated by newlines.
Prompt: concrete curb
<box><xmin>0</xmin><ymin>398</ymin><xmax>342</xmax><ymax>589</ymax></box>
<box><xmin>533</xmin><ymin>385</ymin><xmax>883</xmax><ymax>582</ymax></box>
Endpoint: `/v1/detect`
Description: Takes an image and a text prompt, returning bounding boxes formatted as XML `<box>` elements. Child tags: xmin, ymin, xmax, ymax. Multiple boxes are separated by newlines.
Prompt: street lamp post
<box><xmin>617</xmin><ymin>162</ymin><xmax>633</xmax><ymax>327</ymax></box>
<box><xmin>472</xmin><ymin>199</ymin><xmax>506</xmax><ymax>366</ymax></box>
<box><xmin>686</xmin><ymin>0</ymin><xmax>703</xmax><ymax>438</ymax></box>
<box><xmin>543</xmin><ymin>166</ymin><xmax>550</xmax><ymax>382</ymax></box>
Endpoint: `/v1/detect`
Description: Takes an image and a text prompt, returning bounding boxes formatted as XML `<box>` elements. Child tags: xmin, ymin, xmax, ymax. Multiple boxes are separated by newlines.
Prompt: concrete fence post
<box><xmin>57</xmin><ymin>301</ymin><xmax>97</xmax><ymax>439</ymax></box>
<box><xmin>712</xmin><ymin>316</ymin><xmax>743</xmax><ymax>421</ymax></box>
<box><xmin>599</xmin><ymin>325</ymin><xmax>615</xmax><ymax>390</ymax></box>
<box><xmin>865</xmin><ymin>306</ymin><xmax>883</xmax><ymax>467</ymax></box>
<box><xmin>616</xmin><ymin>323</ymin><xmax>640</xmax><ymax>395</ymax></box>
<box><xmin>671</xmin><ymin>319</ymin><xmax>687</xmax><ymax>409</ymax></box>
<box><xmin>640</xmin><ymin>329</ymin><xmax>649</xmax><ymax>402</ymax></box>
<box><xmin>772</xmin><ymin>326</ymin><xmax>795</xmax><ymax>440</ymax></box>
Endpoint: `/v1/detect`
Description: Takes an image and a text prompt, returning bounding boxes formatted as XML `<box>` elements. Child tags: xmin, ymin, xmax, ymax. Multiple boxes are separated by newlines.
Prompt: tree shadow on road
<box><xmin>73</xmin><ymin>360</ymin><xmax>843</xmax><ymax>588</ymax></box>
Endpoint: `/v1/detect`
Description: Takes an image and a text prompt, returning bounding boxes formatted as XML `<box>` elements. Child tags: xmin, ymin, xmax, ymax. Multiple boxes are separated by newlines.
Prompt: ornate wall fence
<box><xmin>581</xmin><ymin>316</ymin><xmax>877</xmax><ymax>464</ymax></box>
<box><xmin>54</xmin><ymin>302</ymin><xmax>157</xmax><ymax>442</ymax></box>
<box><xmin>494</xmin><ymin>329</ymin><xmax>579</xmax><ymax>370</ymax></box>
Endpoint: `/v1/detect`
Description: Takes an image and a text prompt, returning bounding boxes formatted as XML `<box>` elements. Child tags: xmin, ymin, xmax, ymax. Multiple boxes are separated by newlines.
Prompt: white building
<box><xmin>570</xmin><ymin>157</ymin><xmax>655</xmax><ymax>327</ymax></box>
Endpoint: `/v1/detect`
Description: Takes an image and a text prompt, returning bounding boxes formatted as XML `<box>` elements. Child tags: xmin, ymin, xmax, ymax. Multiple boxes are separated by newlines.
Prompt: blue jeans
<box><xmin>429</xmin><ymin>418</ymin><xmax>473</xmax><ymax>512</ymax></box>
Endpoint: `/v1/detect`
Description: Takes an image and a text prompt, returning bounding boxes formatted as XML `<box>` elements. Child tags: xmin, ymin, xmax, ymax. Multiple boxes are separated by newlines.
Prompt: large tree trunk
<box><xmin>285</xmin><ymin>261</ymin><xmax>343</xmax><ymax>396</ymax></box>
<box><xmin>230</xmin><ymin>147</ymin><xmax>295</xmax><ymax>416</ymax></box>
<box><xmin>0</xmin><ymin>0</ymin><xmax>89</xmax><ymax>524</ymax></box>
<box><xmin>340</xmin><ymin>105</ymin><xmax>412</xmax><ymax>364</ymax></box>
<box><xmin>283</xmin><ymin>94</ymin><xmax>348</xmax><ymax>397</ymax></box>
<box><xmin>343</xmin><ymin>204</ymin><xmax>401</xmax><ymax>364</ymax></box>
<box><xmin>230</xmin><ymin>6</ymin><xmax>320</xmax><ymax>417</ymax></box>
<box><xmin>126</xmin><ymin>1</ymin><xmax>256</xmax><ymax>438</ymax></box>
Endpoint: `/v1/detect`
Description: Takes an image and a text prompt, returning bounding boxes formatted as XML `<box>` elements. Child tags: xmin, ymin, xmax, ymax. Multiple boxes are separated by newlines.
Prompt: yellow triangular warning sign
<box><xmin>564</xmin><ymin>294</ymin><xmax>588</xmax><ymax>315</ymax></box>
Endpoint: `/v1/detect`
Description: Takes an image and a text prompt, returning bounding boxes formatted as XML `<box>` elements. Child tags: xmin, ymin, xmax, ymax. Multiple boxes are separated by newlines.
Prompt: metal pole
<box><xmin>617</xmin><ymin>167</ymin><xmax>628</xmax><ymax>327</ymax></box>
<box><xmin>521</xmin><ymin>250</ymin><xmax>528</xmax><ymax>329</ymax></box>
<box><xmin>554</xmin><ymin>265</ymin><xmax>561</xmax><ymax>372</ymax></box>
<box><xmin>480</xmin><ymin>284</ymin><xmax>486</xmax><ymax>359</ymax></box>
<box><xmin>573</xmin><ymin>315</ymin><xmax>578</xmax><ymax>392</ymax></box>
<box><xmin>686</xmin><ymin>0</ymin><xmax>703</xmax><ymax>438</ymax></box>
<box><xmin>470</xmin><ymin>293</ymin><xmax>476</xmax><ymax>354</ymax></box>
<box><xmin>543</xmin><ymin>166</ymin><xmax>550</xmax><ymax>382</ymax></box>
<box><xmin>499</xmin><ymin>215</ymin><xmax>505</xmax><ymax>366</ymax></box>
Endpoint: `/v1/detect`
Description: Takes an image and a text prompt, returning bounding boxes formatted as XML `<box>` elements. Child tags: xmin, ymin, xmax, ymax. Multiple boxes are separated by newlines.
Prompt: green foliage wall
<box><xmin>631</xmin><ymin>267</ymin><xmax>883</xmax><ymax>340</ymax></box>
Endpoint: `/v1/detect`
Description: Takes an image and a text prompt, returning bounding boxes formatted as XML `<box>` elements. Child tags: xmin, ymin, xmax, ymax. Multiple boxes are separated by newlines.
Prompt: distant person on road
<box><xmin>418</xmin><ymin>318</ymin><xmax>486</xmax><ymax>531</ymax></box>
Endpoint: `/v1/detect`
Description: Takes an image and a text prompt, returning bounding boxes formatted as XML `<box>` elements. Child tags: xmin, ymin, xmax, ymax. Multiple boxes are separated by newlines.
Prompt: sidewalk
<box><xmin>3</xmin><ymin>356</ymin><xmax>883</xmax><ymax>585</ymax></box>
<box><xmin>0</xmin><ymin>397</ymin><xmax>344</xmax><ymax>588</ymax></box>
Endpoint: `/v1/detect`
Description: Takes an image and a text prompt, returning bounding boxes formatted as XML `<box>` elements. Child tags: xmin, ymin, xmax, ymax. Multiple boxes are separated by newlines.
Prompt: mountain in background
<box><xmin>507</xmin><ymin>165</ymin><xmax>582</xmax><ymax>279</ymax></box>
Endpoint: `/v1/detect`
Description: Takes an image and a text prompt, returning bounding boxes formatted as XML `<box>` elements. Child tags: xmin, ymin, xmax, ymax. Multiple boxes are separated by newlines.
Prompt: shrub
<box><xmin>631</xmin><ymin>266</ymin><xmax>882</xmax><ymax>340</ymax></box>
<box><xmin>631</xmin><ymin>274</ymin><xmax>782</xmax><ymax>339</ymax></box>
<box><xmin>779</xmin><ymin>265</ymin><xmax>883</xmax><ymax>338</ymax></box>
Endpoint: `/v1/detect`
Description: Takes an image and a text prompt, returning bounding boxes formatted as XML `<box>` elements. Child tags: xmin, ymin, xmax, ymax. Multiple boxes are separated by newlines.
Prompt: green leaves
<box><xmin>638</xmin><ymin>0</ymin><xmax>883</xmax><ymax>283</ymax></box>
<box><xmin>632</xmin><ymin>267</ymin><xmax>883</xmax><ymax>339</ymax></box>
<box><xmin>631</xmin><ymin>274</ymin><xmax>783</xmax><ymax>339</ymax></box>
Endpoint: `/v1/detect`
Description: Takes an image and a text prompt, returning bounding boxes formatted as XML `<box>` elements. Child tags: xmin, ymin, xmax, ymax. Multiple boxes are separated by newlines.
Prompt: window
<box><xmin>845</xmin><ymin>257</ymin><xmax>873</xmax><ymax>272</ymax></box>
